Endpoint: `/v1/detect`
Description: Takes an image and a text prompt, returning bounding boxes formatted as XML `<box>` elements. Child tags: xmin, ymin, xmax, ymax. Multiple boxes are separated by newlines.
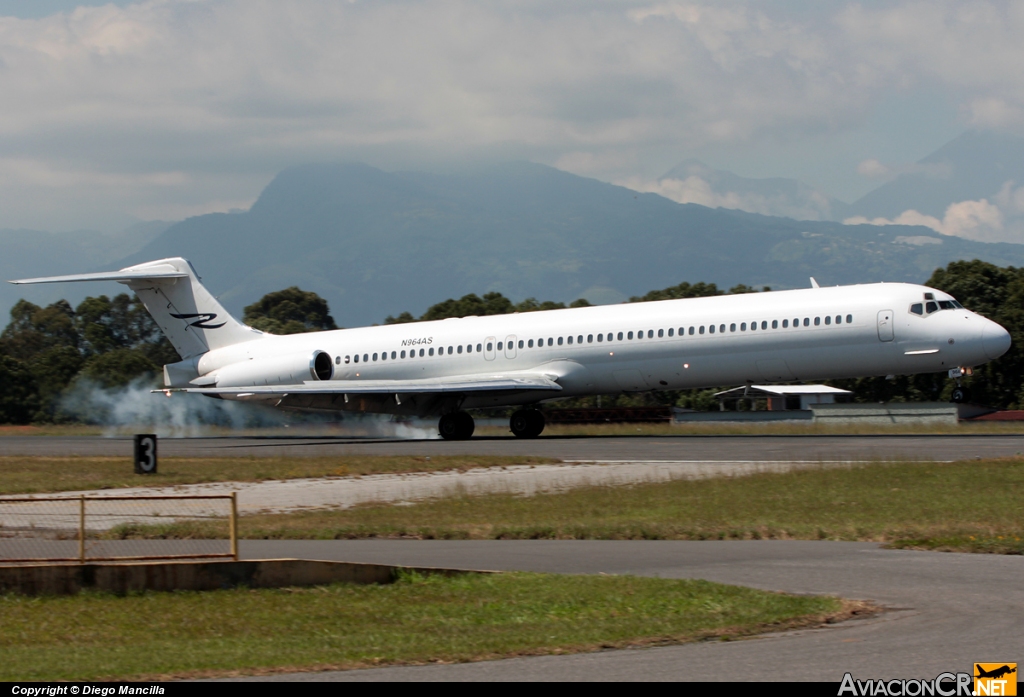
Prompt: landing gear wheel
<box><xmin>951</xmin><ymin>387</ymin><xmax>967</xmax><ymax>404</ymax></box>
<box><xmin>510</xmin><ymin>409</ymin><xmax>545</xmax><ymax>438</ymax></box>
<box><xmin>438</xmin><ymin>411</ymin><xmax>475</xmax><ymax>440</ymax></box>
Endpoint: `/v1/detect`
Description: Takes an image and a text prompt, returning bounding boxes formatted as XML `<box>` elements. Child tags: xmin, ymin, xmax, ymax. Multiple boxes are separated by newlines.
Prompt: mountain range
<box><xmin>6</xmin><ymin>133</ymin><xmax>1024</xmax><ymax>328</ymax></box>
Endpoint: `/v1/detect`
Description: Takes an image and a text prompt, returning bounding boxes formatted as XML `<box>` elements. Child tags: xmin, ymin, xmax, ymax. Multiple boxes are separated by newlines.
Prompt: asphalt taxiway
<box><xmin>225</xmin><ymin>540</ymin><xmax>1023</xmax><ymax>682</ymax></box>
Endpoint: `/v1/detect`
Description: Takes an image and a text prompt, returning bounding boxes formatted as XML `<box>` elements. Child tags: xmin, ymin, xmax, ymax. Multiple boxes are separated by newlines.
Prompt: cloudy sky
<box><xmin>0</xmin><ymin>0</ymin><xmax>1021</xmax><ymax>233</ymax></box>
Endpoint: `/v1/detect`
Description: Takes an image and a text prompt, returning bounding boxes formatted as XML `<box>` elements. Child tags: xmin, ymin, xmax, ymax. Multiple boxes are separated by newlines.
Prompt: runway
<box><xmin>3</xmin><ymin>433</ymin><xmax>1024</xmax><ymax>460</ymax></box>
<box><xmin>225</xmin><ymin>540</ymin><xmax>1023</xmax><ymax>682</ymax></box>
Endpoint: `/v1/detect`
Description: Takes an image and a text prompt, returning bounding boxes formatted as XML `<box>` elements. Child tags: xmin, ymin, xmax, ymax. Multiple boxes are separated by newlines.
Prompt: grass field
<box><xmin>0</xmin><ymin>455</ymin><xmax>559</xmax><ymax>494</ymax></box>
<box><xmin>102</xmin><ymin>458</ymin><xmax>1024</xmax><ymax>554</ymax></box>
<box><xmin>0</xmin><ymin>571</ymin><xmax>852</xmax><ymax>681</ymax></box>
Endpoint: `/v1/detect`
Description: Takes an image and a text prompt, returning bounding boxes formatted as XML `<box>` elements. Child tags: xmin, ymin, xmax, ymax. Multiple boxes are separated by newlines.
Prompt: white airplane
<box><xmin>10</xmin><ymin>257</ymin><xmax>1011</xmax><ymax>440</ymax></box>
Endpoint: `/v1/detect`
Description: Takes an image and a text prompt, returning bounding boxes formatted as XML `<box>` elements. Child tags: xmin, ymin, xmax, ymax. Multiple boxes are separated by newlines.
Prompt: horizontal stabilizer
<box><xmin>160</xmin><ymin>373</ymin><xmax>562</xmax><ymax>397</ymax></box>
<box><xmin>8</xmin><ymin>258</ymin><xmax>260</xmax><ymax>359</ymax></box>
<box><xmin>9</xmin><ymin>266</ymin><xmax>188</xmax><ymax>285</ymax></box>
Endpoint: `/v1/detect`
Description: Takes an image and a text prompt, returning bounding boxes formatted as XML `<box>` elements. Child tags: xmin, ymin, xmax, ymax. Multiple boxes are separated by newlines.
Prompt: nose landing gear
<box><xmin>510</xmin><ymin>408</ymin><xmax>545</xmax><ymax>438</ymax></box>
<box><xmin>438</xmin><ymin>411</ymin><xmax>475</xmax><ymax>440</ymax></box>
<box><xmin>948</xmin><ymin>366</ymin><xmax>974</xmax><ymax>403</ymax></box>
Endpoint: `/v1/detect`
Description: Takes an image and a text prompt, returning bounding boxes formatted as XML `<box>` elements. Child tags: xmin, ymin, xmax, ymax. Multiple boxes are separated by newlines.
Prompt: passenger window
<box><xmin>709</xmin><ymin>325</ymin><xmax>716</xmax><ymax>334</ymax></box>
<box><xmin>658</xmin><ymin>329</ymin><xmax>664</xmax><ymax>338</ymax></box>
<box><xmin>345</xmin><ymin>355</ymin><xmax>351</xmax><ymax>364</ymax></box>
<box><xmin>618</xmin><ymin>332</ymin><xmax>624</xmax><ymax>340</ymax></box>
<box><xmin>458</xmin><ymin>345</ymin><xmax>463</xmax><ymax>354</ymax></box>
<box><xmin>400</xmin><ymin>351</ymin><xmax>406</xmax><ymax>359</ymax></box>
<box><xmin>419</xmin><ymin>349</ymin><xmax>424</xmax><ymax>357</ymax></box>
<box><xmin>628</xmin><ymin>331</ymin><xmax>633</xmax><ymax>339</ymax></box>
<box><xmin>689</xmin><ymin>327</ymin><xmax>694</xmax><ymax>335</ymax></box>
<box><xmin>648</xmin><ymin>330</ymin><xmax>654</xmax><ymax>338</ymax></box>
<box><xmin>528</xmin><ymin>339</ymin><xmax>534</xmax><ymax>348</ymax></box>
<box><xmin>518</xmin><ymin>340</ymin><xmax>524</xmax><ymax>349</ymax></box>
<box><xmin>476</xmin><ymin>343</ymin><xmax>482</xmax><ymax>352</ymax></box>
<box><xmin>760</xmin><ymin>321</ymin><xmax>767</xmax><ymax>330</ymax></box>
<box><xmin>720</xmin><ymin>324</ymin><xmax>725</xmax><ymax>333</ymax></box>
<box><xmin>699</xmin><ymin>326</ymin><xmax>705</xmax><ymax>335</ymax></box>
<box><xmin>741</xmin><ymin>322</ymin><xmax>747</xmax><ymax>331</ymax></box>
<box><xmin>803</xmin><ymin>318</ymin><xmax>809</xmax><ymax>327</ymax></box>
<box><xmin>751</xmin><ymin>321</ymin><xmax>757</xmax><ymax>331</ymax></box>
<box><xmin>497</xmin><ymin>342</ymin><xmax>503</xmax><ymax>350</ymax></box>
<box><xmin>814</xmin><ymin>317</ymin><xmax>820</xmax><ymax>326</ymax></box>
<box><xmin>363</xmin><ymin>354</ymin><xmax>369</xmax><ymax>362</ymax></box>
<box><xmin>782</xmin><ymin>320</ymin><xmax>788</xmax><ymax>328</ymax></box>
<box><xmin>578</xmin><ymin>335</ymin><xmax>583</xmax><ymax>344</ymax></box>
<box><xmin>428</xmin><ymin>348</ymin><xmax>434</xmax><ymax>356</ymax></box>
<box><xmin>793</xmin><ymin>318</ymin><xmax>799</xmax><ymax>327</ymax></box>
<box><xmin>597</xmin><ymin>334</ymin><xmax>603</xmax><ymax>342</ymax></box>
<box><xmin>354</xmin><ymin>354</ymin><xmax>359</xmax><ymax>363</ymax></box>
<box><xmin>548</xmin><ymin>338</ymin><xmax>553</xmax><ymax>346</ymax></box>
<box><xmin>772</xmin><ymin>320</ymin><xmax>778</xmax><ymax>329</ymax></box>
<box><xmin>391</xmin><ymin>351</ymin><xmax>397</xmax><ymax>359</ymax></box>
<box><xmin>825</xmin><ymin>316</ymin><xmax>831</xmax><ymax>325</ymax></box>
<box><xmin>568</xmin><ymin>336</ymin><xmax>573</xmax><ymax>345</ymax></box>
<box><xmin>381</xmin><ymin>353</ymin><xmax>386</xmax><ymax>361</ymax></box>
<box><xmin>926</xmin><ymin>301</ymin><xmax>938</xmax><ymax>313</ymax></box>
<box><xmin>730</xmin><ymin>323</ymin><xmax>736</xmax><ymax>332</ymax></box>
<box><xmin>558</xmin><ymin>337</ymin><xmax>563</xmax><ymax>345</ymax></box>
<box><xmin>668</xmin><ymin>328</ymin><xmax>674</xmax><ymax>337</ymax></box>
<box><xmin>486</xmin><ymin>342</ymin><xmax>492</xmax><ymax>351</ymax></box>
<box><xmin>637</xmin><ymin>330</ymin><xmax>643</xmax><ymax>339</ymax></box>
<box><xmin>835</xmin><ymin>316</ymin><xmax>841</xmax><ymax>325</ymax></box>
<box><xmin>587</xmin><ymin>335</ymin><xmax>593</xmax><ymax>343</ymax></box>
<box><xmin>335</xmin><ymin>356</ymin><xmax>340</xmax><ymax>365</ymax></box>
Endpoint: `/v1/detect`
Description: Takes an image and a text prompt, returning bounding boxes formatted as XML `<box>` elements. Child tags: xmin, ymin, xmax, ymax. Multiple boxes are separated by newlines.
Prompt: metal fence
<box><xmin>0</xmin><ymin>494</ymin><xmax>238</xmax><ymax>564</ymax></box>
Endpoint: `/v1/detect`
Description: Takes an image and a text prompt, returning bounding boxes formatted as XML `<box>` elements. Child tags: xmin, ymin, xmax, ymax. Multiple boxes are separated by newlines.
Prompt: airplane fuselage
<box><xmin>196</xmin><ymin>281</ymin><xmax>1008</xmax><ymax>415</ymax></box>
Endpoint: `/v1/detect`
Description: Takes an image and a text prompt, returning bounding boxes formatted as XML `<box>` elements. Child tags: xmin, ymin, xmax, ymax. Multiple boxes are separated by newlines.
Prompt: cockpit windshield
<box><xmin>910</xmin><ymin>298</ymin><xmax>964</xmax><ymax>316</ymax></box>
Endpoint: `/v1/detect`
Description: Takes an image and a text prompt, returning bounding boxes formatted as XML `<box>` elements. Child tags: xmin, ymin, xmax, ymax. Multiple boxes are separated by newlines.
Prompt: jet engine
<box><xmin>209</xmin><ymin>350</ymin><xmax>334</xmax><ymax>387</ymax></box>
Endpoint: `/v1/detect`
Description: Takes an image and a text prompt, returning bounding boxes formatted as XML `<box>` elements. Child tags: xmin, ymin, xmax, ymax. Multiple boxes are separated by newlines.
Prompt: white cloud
<box><xmin>855</xmin><ymin>158</ymin><xmax>953</xmax><ymax>181</ymax></box>
<box><xmin>620</xmin><ymin>175</ymin><xmax>835</xmax><ymax>221</ymax></box>
<box><xmin>844</xmin><ymin>193</ymin><xmax>1019</xmax><ymax>243</ymax></box>
<box><xmin>2</xmin><ymin>1</ymin><xmax>1024</xmax><ymax>229</ymax></box>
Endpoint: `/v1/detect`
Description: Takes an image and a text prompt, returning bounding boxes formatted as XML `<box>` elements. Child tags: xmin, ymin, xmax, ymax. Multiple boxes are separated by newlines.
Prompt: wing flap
<box><xmin>160</xmin><ymin>373</ymin><xmax>562</xmax><ymax>396</ymax></box>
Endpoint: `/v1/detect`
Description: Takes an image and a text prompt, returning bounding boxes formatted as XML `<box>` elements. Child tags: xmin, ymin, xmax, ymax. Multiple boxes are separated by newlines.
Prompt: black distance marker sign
<box><xmin>134</xmin><ymin>434</ymin><xmax>157</xmax><ymax>474</ymax></box>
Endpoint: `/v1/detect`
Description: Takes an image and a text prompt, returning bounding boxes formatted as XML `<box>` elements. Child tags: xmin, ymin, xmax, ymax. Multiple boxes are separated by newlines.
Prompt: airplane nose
<box><xmin>983</xmin><ymin>321</ymin><xmax>1011</xmax><ymax>360</ymax></box>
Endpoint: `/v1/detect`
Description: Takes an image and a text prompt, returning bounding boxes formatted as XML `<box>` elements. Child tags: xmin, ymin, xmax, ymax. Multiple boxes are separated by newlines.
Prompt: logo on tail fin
<box><xmin>170</xmin><ymin>312</ymin><xmax>226</xmax><ymax>329</ymax></box>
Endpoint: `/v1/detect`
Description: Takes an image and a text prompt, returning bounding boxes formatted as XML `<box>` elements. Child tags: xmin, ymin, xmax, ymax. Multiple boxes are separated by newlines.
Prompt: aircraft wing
<box><xmin>160</xmin><ymin>372</ymin><xmax>562</xmax><ymax>397</ymax></box>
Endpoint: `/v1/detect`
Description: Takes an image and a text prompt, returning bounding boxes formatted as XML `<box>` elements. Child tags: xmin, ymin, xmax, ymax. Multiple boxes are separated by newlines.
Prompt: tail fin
<box><xmin>9</xmin><ymin>257</ymin><xmax>261</xmax><ymax>359</ymax></box>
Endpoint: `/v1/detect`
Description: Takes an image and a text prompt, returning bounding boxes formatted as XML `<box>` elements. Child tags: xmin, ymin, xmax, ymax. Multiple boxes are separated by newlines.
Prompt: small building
<box><xmin>713</xmin><ymin>384</ymin><xmax>853</xmax><ymax>412</ymax></box>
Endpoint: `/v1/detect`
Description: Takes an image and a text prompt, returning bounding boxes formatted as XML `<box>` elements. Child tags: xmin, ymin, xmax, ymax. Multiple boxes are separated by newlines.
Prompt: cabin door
<box><xmin>484</xmin><ymin>337</ymin><xmax>496</xmax><ymax>361</ymax></box>
<box><xmin>505</xmin><ymin>335</ymin><xmax>517</xmax><ymax>359</ymax></box>
<box><xmin>877</xmin><ymin>310</ymin><xmax>894</xmax><ymax>342</ymax></box>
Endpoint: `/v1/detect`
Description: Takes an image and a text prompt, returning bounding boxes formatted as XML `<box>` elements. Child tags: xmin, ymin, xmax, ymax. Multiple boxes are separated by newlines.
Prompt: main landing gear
<box><xmin>510</xmin><ymin>408</ymin><xmax>545</xmax><ymax>438</ymax></box>
<box><xmin>438</xmin><ymin>411</ymin><xmax>475</xmax><ymax>440</ymax></box>
<box><xmin>948</xmin><ymin>366</ymin><xmax>973</xmax><ymax>404</ymax></box>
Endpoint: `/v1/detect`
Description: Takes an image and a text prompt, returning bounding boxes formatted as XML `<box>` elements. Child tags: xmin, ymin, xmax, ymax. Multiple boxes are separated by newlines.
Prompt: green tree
<box><xmin>79</xmin><ymin>348</ymin><xmax>160</xmax><ymax>389</ymax></box>
<box><xmin>630</xmin><ymin>281</ymin><xmax>722</xmax><ymax>302</ymax></box>
<box><xmin>0</xmin><ymin>299</ymin><xmax>79</xmax><ymax>361</ymax></box>
<box><xmin>386</xmin><ymin>292</ymin><xmax>592</xmax><ymax>324</ymax></box>
<box><xmin>0</xmin><ymin>355</ymin><xmax>39</xmax><ymax>424</ymax></box>
<box><xmin>243</xmin><ymin>287</ymin><xmax>338</xmax><ymax>335</ymax></box>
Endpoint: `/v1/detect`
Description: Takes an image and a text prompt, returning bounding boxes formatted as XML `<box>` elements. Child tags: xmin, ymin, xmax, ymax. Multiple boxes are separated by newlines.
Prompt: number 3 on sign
<box><xmin>134</xmin><ymin>434</ymin><xmax>157</xmax><ymax>474</ymax></box>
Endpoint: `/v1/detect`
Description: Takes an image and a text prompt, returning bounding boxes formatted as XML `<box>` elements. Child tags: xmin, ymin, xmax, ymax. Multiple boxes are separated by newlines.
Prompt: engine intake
<box><xmin>311</xmin><ymin>350</ymin><xmax>333</xmax><ymax>381</ymax></box>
